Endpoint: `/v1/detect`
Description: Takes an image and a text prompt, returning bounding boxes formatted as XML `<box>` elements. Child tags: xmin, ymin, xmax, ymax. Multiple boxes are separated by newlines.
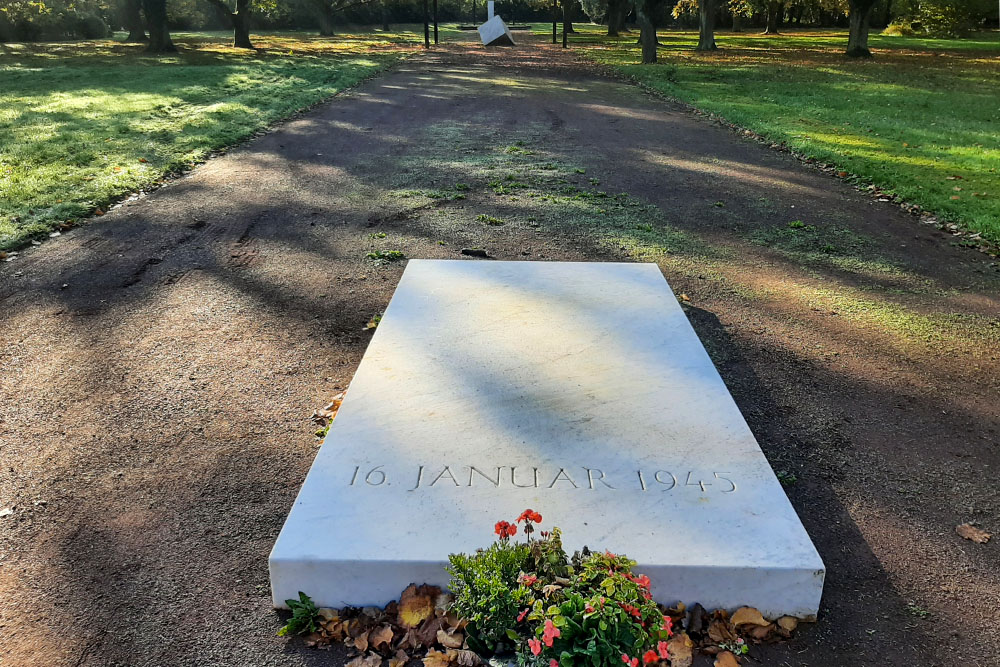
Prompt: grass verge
<box><xmin>0</xmin><ymin>29</ymin><xmax>422</xmax><ymax>250</ymax></box>
<box><xmin>572</xmin><ymin>26</ymin><xmax>1000</xmax><ymax>244</ymax></box>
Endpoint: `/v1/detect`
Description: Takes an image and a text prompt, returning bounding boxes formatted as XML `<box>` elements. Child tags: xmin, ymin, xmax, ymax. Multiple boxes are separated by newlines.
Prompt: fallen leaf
<box><xmin>946</xmin><ymin>175</ymin><xmax>963</xmax><ymax>180</ymax></box>
<box><xmin>139</xmin><ymin>158</ymin><xmax>148</xmax><ymax>163</ymax></box>
<box><xmin>715</xmin><ymin>651</ymin><xmax>740</xmax><ymax>667</ymax></box>
<box><xmin>423</xmin><ymin>649</ymin><xmax>453</xmax><ymax>667</ymax></box>
<box><xmin>956</xmin><ymin>523</ymin><xmax>991</xmax><ymax>543</ymax></box>
<box><xmin>414</xmin><ymin>616</ymin><xmax>446</xmax><ymax>647</ymax></box>
<box><xmin>666</xmin><ymin>633</ymin><xmax>694</xmax><ymax>667</ymax></box>
<box><xmin>953</xmin><ymin>186</ymin><xmax>962</xmax><ymax>191</ymax></box>
<box><xmin>352</xmin><ymin>630</ymin><xmax>369</xmax><ymax>652</ymax></box>
<box><xmin>679</xmin><ymin>293</ymin><xmax>691</xmax><ymax>302</ymax></box>
<box><xmin>317</xmin><ymin>608</ymin><xmax>338</xmax><ymax>622</ymax></box>
<box><xmin>730</xmin><ymin>606</ymin><xmax>769</xmax><ymax>627</ymax></box>
<box><xmin>453</xmin><ymin>649</ymin><xmax>481</xmax><ymax>665</ymax></box>
<box><xmin>836</xmin><ymin>171</ymin><xmax>848</xmax><ymax>177</ymax></box>
<box><xmin>750</xmin><ymin>623</ymin><xmax>774</xmax><ymax>640</ymax></box>
<box><xmin>436</xmin><ymin>628</ymin><xmax>464</xmax><ymax>649</ymax></box>
<box><xmin>371</xmin><ymin>624</ymin><xmax>395</xmax><ymax>650</ymax></box>
<box><xmin>776</xmin><ymin>616</ymin><xmax>798</xmax><ymax>633</ymax></box>
<box><xmin>399</xmin><ymin>584</ymin><xmax>440</xmax><ymax>628</ymax></box>
<box><xmin>346</xmin><ymin>654</ymin><xmax>382</xmax><ymax>667</ymax></box>
<box><xmin>707</xmin><ymin>619</ymin><xmax>738</xmax><ymax>644</ymax></box>
<box><xmin>950</xmin><ymin>196</ymin><xmax>961</xmax><ymax>200</ymax></box>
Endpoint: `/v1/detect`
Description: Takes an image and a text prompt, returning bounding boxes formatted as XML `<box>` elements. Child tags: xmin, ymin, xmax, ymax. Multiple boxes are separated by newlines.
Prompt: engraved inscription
<box><xmin>350</xmin><ymin>465</ymin><xmax>738</xmax><ymax>493</ymax></box>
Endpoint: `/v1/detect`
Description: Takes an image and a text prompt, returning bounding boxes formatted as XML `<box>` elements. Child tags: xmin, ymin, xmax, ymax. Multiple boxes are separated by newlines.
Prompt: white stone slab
<box><xmin>487</xmin><ymin>0</ymin><xmax>495</xmax><ymax>19</ymax></box>
<box><xmin>477</xmin><ymin>15</ymin><xmax>515</xmax><ymax>46</ymax></box>
<box><xmin>270</xmin><ymin>260</ymin><xmax>825</xmax><ymax>618</ymax></box>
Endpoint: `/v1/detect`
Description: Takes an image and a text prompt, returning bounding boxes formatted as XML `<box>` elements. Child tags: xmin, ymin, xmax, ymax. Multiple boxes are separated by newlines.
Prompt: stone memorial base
<box><xmin>478</xmin><ymin>16</ymin><xmax>515</xmax><ymax>47</ymax></box>
<box><xmin>269</xmin><ymin>260</ymin><xmax>825</xmax><ymax>619</ymax></box>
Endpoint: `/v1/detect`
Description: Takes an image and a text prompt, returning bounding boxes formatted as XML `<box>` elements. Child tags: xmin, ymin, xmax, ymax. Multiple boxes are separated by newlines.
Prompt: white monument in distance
<box><xmin>478</xmin><ymin>0</ymin><xmax>515</xmax><ymax>46</ymax></box>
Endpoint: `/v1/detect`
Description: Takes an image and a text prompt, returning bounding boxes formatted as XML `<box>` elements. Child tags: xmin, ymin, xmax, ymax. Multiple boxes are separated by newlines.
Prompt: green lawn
<box><xmin>0</xmin><ymin>29</ymin><xmax>427</xmax><ymax>250</ymax></box>
<box><xmin>572</xmin><ymin>27</ymin><xmax>1000</xmax><ymax>244</ymax></box>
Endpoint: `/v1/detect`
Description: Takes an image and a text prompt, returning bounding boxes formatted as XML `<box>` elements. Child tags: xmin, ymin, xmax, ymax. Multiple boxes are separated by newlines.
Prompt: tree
<box><xmin>696</xmin><ymin>0</ymin><xmax>717</xmax><ymax>49</ymax></box>
<box><xmin>205</xmin><ymin>0</ymin><xmax>255</xmax><ymax>48</ymax></box>
<box><xmin>142</xmin><ymin>0</ymin><xmax>176</xmax><ymax>51</ymax></box>
<box><xmin>761</xmin><ymin>0</ymin><xmax>782</xmax><ymax>32</ymax></box>
<box><xmin>122</xmin><ymin>0</ymin><xmax>148</xmax><ymax>41</ymax></box>
<box><xmin>845</xmin><ymin>0</ymin><xmax>876</xmax><ymax>56</ymax></box>
<box><xmin>634</xmin><ymin>0</ymin><xmax>658</xmax><ymax>62</ymax></box>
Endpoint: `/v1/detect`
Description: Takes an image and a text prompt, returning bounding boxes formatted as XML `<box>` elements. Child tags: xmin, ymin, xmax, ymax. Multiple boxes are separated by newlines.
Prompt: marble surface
<box><xmin>269</xmin><ymin>260</ymin><xmax>825</xmax><ymax>618</ymax></box>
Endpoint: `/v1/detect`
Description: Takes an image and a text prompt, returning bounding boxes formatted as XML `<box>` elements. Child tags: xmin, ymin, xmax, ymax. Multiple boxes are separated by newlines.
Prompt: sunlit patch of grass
<box><xmin>0</xmin><ymin>30</ymin><xmax>419</xmax><ymax>250</ymax></box>
<box><xmin>574</xmin><ymin>26</ymin><xmax>1000</xmax><ymax>243</ymax></box>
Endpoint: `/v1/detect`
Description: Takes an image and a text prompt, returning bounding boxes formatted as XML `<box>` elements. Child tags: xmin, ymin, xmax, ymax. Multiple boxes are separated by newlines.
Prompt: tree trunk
<box><xmin>881</xmin><ymin>0</ymin><xmax>892</xmax><ymax>27</ymax></box>
<box><xmin>732</xmin><ymin>11</ymin><xmax>743</xmax><ymax>32</ymax></box>
<box><xmin>846</xmin><ymin>0</ymin><xmax>875</xmax><ymax>57</ymax></box>
<box><xmin>232</xmin><ymin>0</ymin><xmax>253</xmax><ymax>48</ymax></box>
<box><xmin>606</xmin><ymin>0</ymin><xmax>624</xmax><ymax>36</ymax></box>
<box><xmin>696</xmin><ymin>0</ymin><xmax>717</xmax><ymax>50</ymax></box>
<box><xmin>123</xmin><ymin>0</ymin><xmax>147</xmax><ymax>42</ymax></box>
<box><xmin>636</xmin><ymin>0</ymin><xmax>656</xmax><ymax>63</ymax></box>
<box><xmin>382</xmin><ymin>0</ymin><xmax>390</xmax><ymax>30</ymax></box>
<box><xmin>762</xmin><ymin>1</ymin><xmax>781</xmax><ymax>33</ymax></box>
<box><xmin>142</xmin><ymin>0</ymin><xmax>176</xmax><ymax>52</ymax></box>
<box><xmin>315</xmin><ymin>1</ymin><xmax>335</xmax><ymax>36</ymax></box>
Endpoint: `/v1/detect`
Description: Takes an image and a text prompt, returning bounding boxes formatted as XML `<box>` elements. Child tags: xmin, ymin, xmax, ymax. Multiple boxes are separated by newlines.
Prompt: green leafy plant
<box><xmin>277</xmin><ymin>592</ymin><xmax>321</xmax><ymax>637</ymax></box>
<box><xmin>449</xmin><ymin>512</ymin><xmax>673</xmax><ymax>666</ymax></box>
<box><xmin>366</xmin><ymin>249</ymin><xmax>406</xmax><ymax>262</ymax></box>
<box><xmin>447</xmin><ymin>526</ymin><xmax>532</xmax><ymax>652</ymax></box>
<box><xmin>477</xmin><ymin>214</ymin><xmax>505</xmax><ymax>226</ymax></box>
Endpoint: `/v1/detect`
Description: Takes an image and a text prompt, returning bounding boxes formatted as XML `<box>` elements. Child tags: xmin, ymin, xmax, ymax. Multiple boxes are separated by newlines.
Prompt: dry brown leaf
<box><xmin>317</xmin><ymin>608</ymin><xmax>338</xmax><ymax>622</ymax></box>
<box><xmin>303</xmin><ymin>632</ymin><xmax>322</xmax><ymax>648</ymax></box>
<box><xmin>399</xmin><ymin>584</ymin><xmax>441</xmax><ymax>628</ymax></box>
<box><xmin>679</xmin><ymin>293</ymin><xmax>691</xmax><ymax>302</ymax></box>
<box><xmin>453</xmin><ymin>649</ymin><xmax>481</xmax><ymax>666</ymax></box>
<box><xmin>437</xmin><ymin>628</ymin><xmax>464</xmax><ymax>649</ymax></box>
<box><xmin>707</xmin><ymin>619</ymin><xmax>737</xmax><ymax>644</ymax></box>
<box><xmin>389</xmin><ymin>660</ymin><xmax>406</xmax><ymax>667</ymax></box>
<box><xmin>730</xmin><ymin>606</ymin><xmax>769</xmax><ymax>627</ymax></box>
<box><xmin>352</xmin><ymin>630</ymin><xmax>370</xmax><ymax>653</ymax></box>
<box><xmin>666</xmin><ymin>633</ymin><xmax>694</xmax><ymax>667</ymax></box>
<box><xmin>750</xmin><ymin>623</ymin><xmax>774</xmax><ymax>640</ymax></box>
<box><xmin>423</xmin><ymin>649</ymin><xmax>454</xmax><ymax>667</ymax></box>
<box><xmin>346</xmin><ymin>654</ymin><xmax>382</xmax><ymax>667</ymax></box>
<box><xmin>715</xmin><ymin>651</ymin><xmax>740</xmax><ymax>667</ymax></box>
<box><xmin>776</xmin><ymin>616</ymin><xmax>798</xmax><ymax>633</ymax></box>
<box><xmin>415</xmin><ymin>616</ymin><xmax>447</xmax><ymax>647</ymax></box>
<box><xmin>956</xmin><ymin>523</ymin><xmax>991</xmax><ymax>543</ymax></box>
<box><xmin>371</xmin><ymin>624</ymin><xmax>395</xmax><ymax>650</ymax></box>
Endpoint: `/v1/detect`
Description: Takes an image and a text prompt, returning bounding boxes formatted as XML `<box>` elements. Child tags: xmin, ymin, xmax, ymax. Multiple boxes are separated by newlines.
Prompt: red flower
<box><xmin>621</xmin><ymin>655</ymin><xmax>638</xmax><ymax>667</ymax></box>
<box><xmin>661</xmin><ymin>615</ymin><xmax>673</xmax><ymax>635</ymax></box>
<box><xmin>619</xmin><ymin>602</ymin><xmax>641</xmax><ymax>618</ymax></box>
<box><xmin>528</xmin><ymin>638</ymin><xmax>542</xmax><ymax>656</ymax></box>
<box><xmin>634</xmin><ymin>574</ymin><xmax>651</xmax><ymax>590</ymax></box>
<box><xmin>518</xmin><ymin>573</ymin><xmax>537</xmax><ymax>587</ymax></box>
<box><xmin>516</xmin><ymin>509</ymin><xmax>543</xmax><ymax>524</ymax></box>
<box><xmin>584</xmin><ymin>603</ymin><xmax>595</xmax><ymax>614</ymax></box>
<box><xmin>494</xmin><ymin>520</ymin><xmax>517</xmax><ymax>539</ymax></box>
<box><xmin>542</xmin><ymin>619</ymin><xmax>561</xmax><ymax>647</ymax></box>
<box><xmin>657</xmin><ymin>641</ymin><xmax>670</xmax><ymax>660</ymax></box>
<box><xmin>517</xmin><ymin>608</ymin><xmax>529</xmax><ymax>623</ymax></box>
<box><xmin>550</xmin><ymin>661</ymin><xmax>559</xmax><ymax>667</ymax></box>
<box><xmin>643</xmin><ymin>650</ymin><xmax>659</xmax><ymax>664</ymax></box>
